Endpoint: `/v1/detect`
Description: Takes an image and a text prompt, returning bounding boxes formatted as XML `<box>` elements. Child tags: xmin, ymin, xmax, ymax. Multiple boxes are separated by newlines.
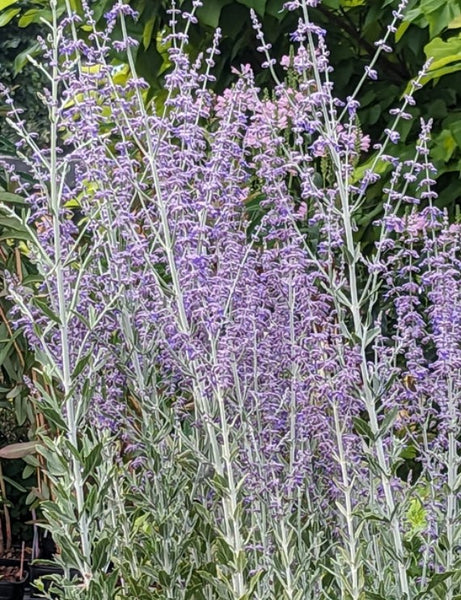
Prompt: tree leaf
<box><xmin>237</xmin><ymin>0</ymin><xmax>267</xmax><ymax>17</ymax></box>
<box><xmin>425</xmin><ymin>34</ymin><xmax>461</xmax><ymax>70</ymax></box>
<box><xmin>448</xmin><ymin>14</ymin><xmax>461</xmax><ymax>29</ymax></box>
<box><xmin>425</xmin><ymin>2</ymin><xmax>461</xmax><ymax>37</ymax></box>
<box><xmin>340</xmin><ymin>0</ymin><xmax>366</xmax><ymax>7</ymax></box>
<box><xmin>197</xmin><ymin>0</ymin><xmax>232</xmax><ymax>29</ymax></box>
<box><xmin>18</xmin><ymin>8</ymin><xmax>51</xmax><ymax>27</ymax></box>
<box><xmin>0</xmin><ymin>0</ymin><xmax>18</xmax><ymax>10</ymax></box>
<box><xmin>265</xmin><ymin>0</ymin><xmax>286</xmax><ymax>20</ymax></box>
<box><xmin>142</xmin><ymin>17</ymin><xmax>155</xmax><ymax>50</ymax></box>
<box><xmin>13</xmin><ymin>41</ymin><xmax>40</xmax><ymax>75</ymax></box>
<box><xmin>0</xmin><ymin>7</ymin><xmax>19</xmax><ymax>26</ymax></box>
<box><xmin>432</xmin><ymin>129</ymin><xmax>457</xmax><ymax>163</ymax></box>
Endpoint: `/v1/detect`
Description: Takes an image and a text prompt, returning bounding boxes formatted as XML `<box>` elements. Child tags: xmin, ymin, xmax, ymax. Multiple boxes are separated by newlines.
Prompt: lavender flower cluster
<box><xmin>3</xmin><ymin>0</ymin><xmax>461</xmax><ymax>596</ymax></box>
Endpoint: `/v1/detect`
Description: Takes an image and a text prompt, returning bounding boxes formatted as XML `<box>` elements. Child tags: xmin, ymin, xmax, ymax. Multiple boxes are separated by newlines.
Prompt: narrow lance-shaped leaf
<box><xmin>0</xmin><ymin>440</ymin><xmax>39</xmax><ymax>459</ymax></box>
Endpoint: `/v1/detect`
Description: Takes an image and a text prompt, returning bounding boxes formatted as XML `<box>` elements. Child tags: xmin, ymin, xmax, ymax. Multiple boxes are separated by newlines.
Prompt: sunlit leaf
<box><xmin>425</xmin><ymin>34</ymin><xmax>461</xmax><ymax>69</ymax></box>
<box><xmin>0</xmin><ymin>0</ymin><xmax>18</xmax><ymax>11</ymax></box>
<box><xmin>448</xmin><ymin>14</ymin><xmax>461</xmax><ymax>28</ymax></box>
<box><xmin>0</xmin><ymin>6</ymin><xmax>19</xmax><ymax>25</ymax></box>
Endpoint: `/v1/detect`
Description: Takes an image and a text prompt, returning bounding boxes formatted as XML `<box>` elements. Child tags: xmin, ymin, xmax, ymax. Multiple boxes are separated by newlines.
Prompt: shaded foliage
<box><xmin>1</xmin><ymin>0</ymin><xmax>461</xmax><ymax>223</ymax></box>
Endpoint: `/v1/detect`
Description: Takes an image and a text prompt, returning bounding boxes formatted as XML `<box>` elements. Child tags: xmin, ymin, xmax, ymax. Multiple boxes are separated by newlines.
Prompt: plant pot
<box><xmin>29</xmin><ymin>562</ymin><xmax>79</xmax><ymax>598</ymax></box>
<box><xmin>0</xmin><ymin>560</ymin><xmax>28</xmax><ymax>600</ymax></box>
<box><xmin>29</xmin><ymin>562</ymin><xmax>63</xmax><ymax>597</ymax></box>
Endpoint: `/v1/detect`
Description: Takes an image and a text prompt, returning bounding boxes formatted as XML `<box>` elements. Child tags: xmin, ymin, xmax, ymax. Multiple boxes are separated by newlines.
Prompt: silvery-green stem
<box><xmin>333</xmin><ymin>403</ymin><xmax>363</xmax><ymax>600</ymax></box>
<box><xmin>49</xmin><ymin>0</ymin><xmax>91</xmax><ymax>570</ymax></box>
<box><xmin>445</xmin><ymin>376</ymin><xmax>459</xmax><ymax>599</ymax></box>
<box><xmin>114</xmin><ymin>16</ymin><xmax>248</xmax><ymax>596</ymax></box>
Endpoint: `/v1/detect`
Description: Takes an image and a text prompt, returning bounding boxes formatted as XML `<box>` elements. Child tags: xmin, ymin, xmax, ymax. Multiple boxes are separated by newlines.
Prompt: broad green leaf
<box><xmin>423</xmin><ymin>0</ymin><xmax>445</xmax><ymax>9</ymax></box>
<box><xmin>448</xmin><ymin>14</ymin><xmax>461</xmax><ymax>29</ymax></box>
<box><xmin>265</xmin><ymin>0</ymin><xmax>286</xmax><ymax>20</ymax></box>
<box><xmin>90</xmin><ymin>0</ymin><xmax>108</xmax><ymax>22</ymax></box>
<box><xmin>136</xmin><ymin>42</ymin><xmax>164</xmax><ymax>86</ymax></box>
<box><xmin>142</xmin><ymin>17</ymin><xmax>155</xmax><ymax>50</ymax></box>
<box><xmin>406</xmin><ymin>496</ymin><xmax>427</xmax><ymax>532</ymax></box>
<box><xmin>352</xmin><ymin>154</ymin><xmax>390</xmax><ymax>183</ymax></box>
<box><xmin>425</xmin><ymin>2</ymin><xmax>461</xmax><ymax>38</ymax></box>
<box><xmin>18</xmin><ymin>8</ymin><xmax>50</xmax><ymax>27</ymax></box>
<box><xmin>69</xmin><ymin>0</ymin><xmax>82</xmax><ymax>12</ymax></box>
<box><xmin>420</xmin><ymin>64</ymin><xmax>461</xmax><ymax>86</ymax></box>
<box><xmin>81</xmin><ymin>63</ymin><xmax>102</xmax><ymax>74</ymax></box>
<box><xmin>112</xmin><ymin>64</ymin><xmax>130</xmax><ymax>85</ymax></box>
<box><xmin>340</xmin><ymin>0</ymin><xmax>366</xmax><ymax>6</ymax></box>
<box><xmin>432</xmin><ymin>129</ymin><xmax>457</xmax><ymax>163</ymax></box>
<box><xmin>237</xmin><ymin>0</ymin><xmax>267</xmax><ymax>17</ymax></box>
<box><xmin>197</xmin><ymin>0</ymin><xmax>232</xmax><ymax>29</ymax></box>
<box><xmin>0</xmin><ymin>6</ymin><xmax>19</xmax><ymax>25</ymax></box>
<box><xmin>395</xmin><ymin>21</ymin><xmax>410</xmax><ymax>43</ymax></box>
<box><xmin>13</xmin><ymin>41</ymin><xmax>40</xmax><ymax>75</ymax></box>
<box><xmin>400</xmin><ymin>444</ymin><xmax>418</xmax><ymax>459</ymax></box>
<box><xmin>404</xmin><ymin>6</ymin><xmax>424</xmax><ymax>24</ymax></box>
<box><xmin>449</xmin><ymin>118</ymin><xmax>461</xmax><ymax>146</ymax></box>
<box><xmin>424</xmin><ymin>34</ymin><xmax>461</xmax><ymax>70</ymax></box>
<box><xmin>0</xmin><ymin>0</ymin><xmax>18</xmax><ymax>10</ymax></box>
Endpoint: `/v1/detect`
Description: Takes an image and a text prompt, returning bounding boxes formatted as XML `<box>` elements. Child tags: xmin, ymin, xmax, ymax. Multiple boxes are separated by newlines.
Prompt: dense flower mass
<box><xmin>2</xmin><ymin>0</ymin><xmax>461</xmax><ymax>598</ymax></box>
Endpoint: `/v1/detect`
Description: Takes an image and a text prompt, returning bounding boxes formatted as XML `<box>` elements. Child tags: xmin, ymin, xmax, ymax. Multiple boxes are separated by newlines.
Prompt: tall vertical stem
<box><xmin>49</xmin><ymin>0</ymin><xmax>90</xmax><ymax>568</ymax></box>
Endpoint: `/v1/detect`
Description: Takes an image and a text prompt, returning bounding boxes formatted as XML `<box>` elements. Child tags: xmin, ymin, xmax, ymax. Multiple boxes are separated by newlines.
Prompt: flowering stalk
<box><xmin>3</xmin><ymin>0</ymin><xmax>461</xmax><ymax>598</ymax></box>
<box><xmin>42</xmin><ymin>0</ymin><xmax>91</xmax><ymax>573</ymax></box>
<box><xmin>332</xmin><ymin>402</ymin><xmax>364</xmax><ymax>600</ymax></box>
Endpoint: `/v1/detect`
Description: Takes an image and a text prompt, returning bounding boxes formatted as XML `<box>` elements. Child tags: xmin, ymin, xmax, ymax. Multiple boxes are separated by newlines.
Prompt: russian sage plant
<box><xmin>1</xmin><ymin>0</ymin><xmax>461</xmax><ymax>598</ymax></box>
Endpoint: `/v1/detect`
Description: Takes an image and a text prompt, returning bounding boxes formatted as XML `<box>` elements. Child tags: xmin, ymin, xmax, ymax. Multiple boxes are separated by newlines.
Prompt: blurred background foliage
<box><xmin>0</xmin><ymin>0</ymin><xmax>460</xmax><ymax>225</ymax></box>
<box><xmin>0</xmin><ymin>0</ymin><xmax>460</xmax><ymax>538</ymax></box>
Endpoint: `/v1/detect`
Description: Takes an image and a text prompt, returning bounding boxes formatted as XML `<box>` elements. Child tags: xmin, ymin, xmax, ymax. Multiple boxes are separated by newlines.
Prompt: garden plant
<box><xmin>0</xmin><ymin>0</ymin><xmax>461</xmax><ymax>598</ymax></box>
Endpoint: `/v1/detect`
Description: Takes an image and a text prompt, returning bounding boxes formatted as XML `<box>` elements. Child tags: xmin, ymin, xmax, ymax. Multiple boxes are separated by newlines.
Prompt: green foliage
<box><xmin>0</xmin><ymin>23</ymin><xmax>48</xmax><ymax>142</ymax></box>
<box><xmin>0</xmin><ymin>158</ymin><xmax>45</xmax><ymax>545</ymax></box>
<box><xmin>0</xmin><ymin>1</ymin><xmax>461</xmax><ymax>594</ymax></box>
<box><xmin>1</xmin><ymin>0</ymin><xmax>461</xmax><ymax>241</ymax></box>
